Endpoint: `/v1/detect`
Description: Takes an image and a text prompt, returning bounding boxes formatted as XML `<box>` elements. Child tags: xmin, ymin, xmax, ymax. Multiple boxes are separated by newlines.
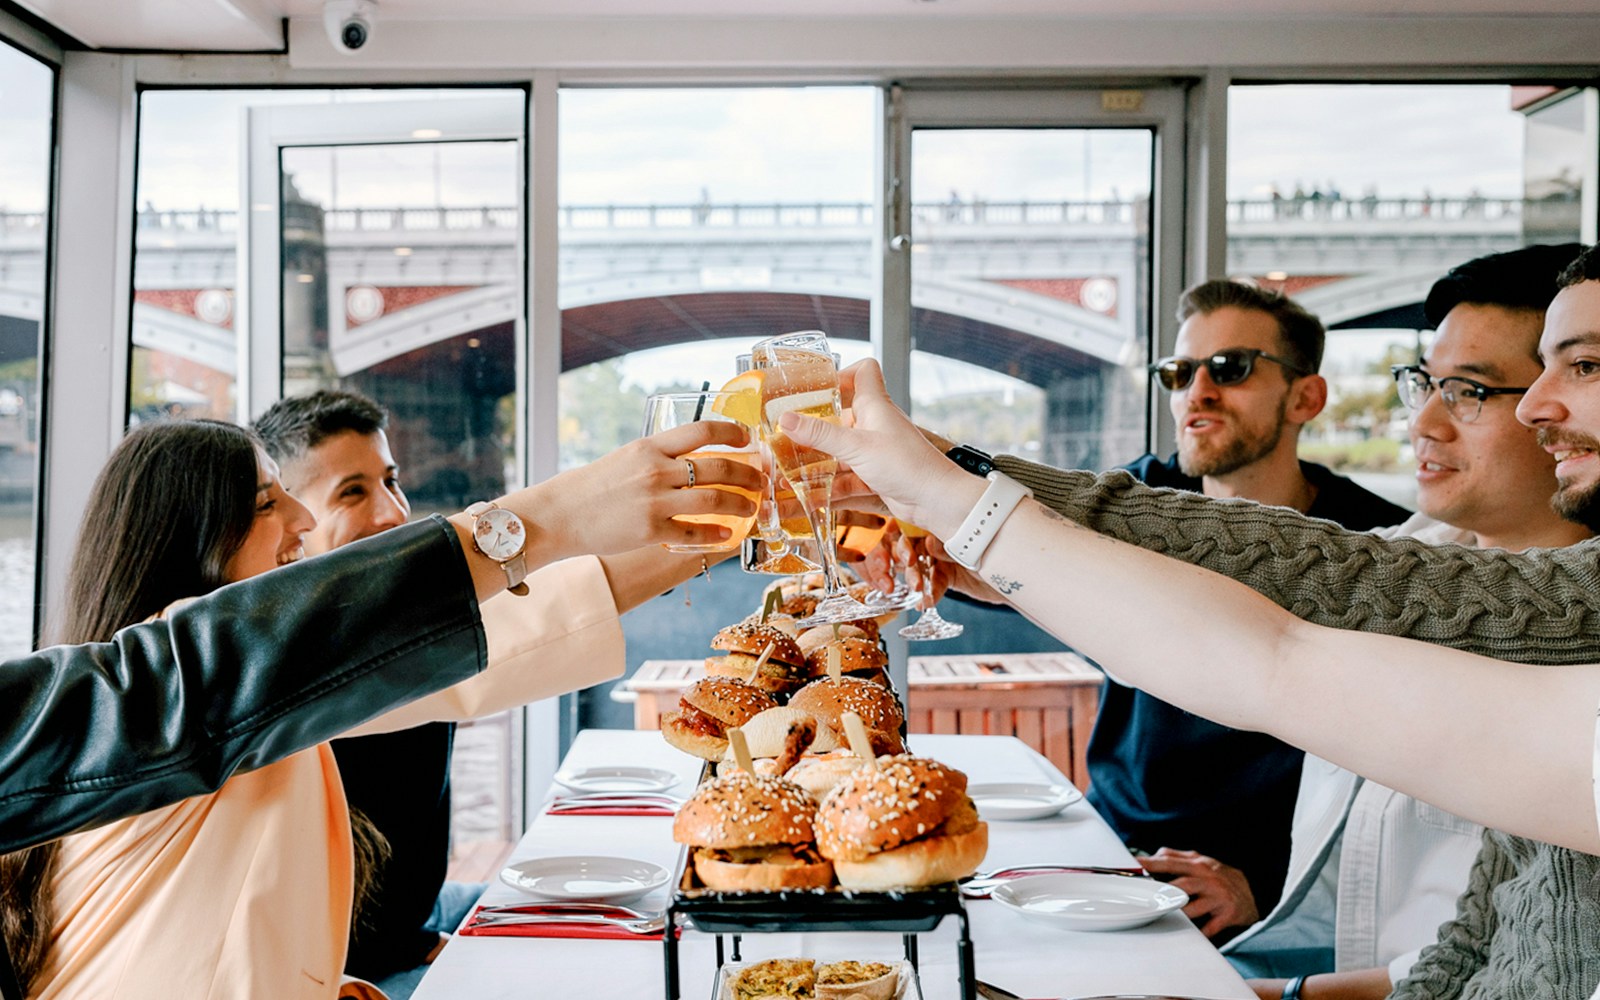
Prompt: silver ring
<box><xmin>684</xmin><ymin>458</ymin><xmax>697</xmax><ymax>488</ymax></box>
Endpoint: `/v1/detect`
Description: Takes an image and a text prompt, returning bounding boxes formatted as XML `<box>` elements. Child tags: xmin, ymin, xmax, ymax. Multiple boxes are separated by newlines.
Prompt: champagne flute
<box><xmin>734</xmin><ymin>351</ymin><xmax>821</xmax><ymax>576</ymax></box>
<box><xmin>753</xmin><ymin>331</ymin><xmax>899</xmax><ymax>625</ymax></box>
<box><xmin>640</xmin><ymin>391</ymin><xmax>760</xmax><ymax>553</ymax></box>
<box><xmin>896</xmin><ymin>520</ymin><xmax>964</xmax><ymax>640</ymax></box>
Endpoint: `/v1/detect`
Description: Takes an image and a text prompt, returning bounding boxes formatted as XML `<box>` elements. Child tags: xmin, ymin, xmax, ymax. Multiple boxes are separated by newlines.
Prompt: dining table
<box><xmin>412</xmin><ymin>729</ymin><xmax>1257</xmax><ymax>1000</ymax></box>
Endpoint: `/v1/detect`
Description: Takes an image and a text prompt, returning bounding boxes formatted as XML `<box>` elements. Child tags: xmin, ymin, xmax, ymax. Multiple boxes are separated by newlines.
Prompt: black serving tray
<box><xmin>669</xmin><ymin>842</ymin><xmax>966</xmax><ymax>934</ymax></box>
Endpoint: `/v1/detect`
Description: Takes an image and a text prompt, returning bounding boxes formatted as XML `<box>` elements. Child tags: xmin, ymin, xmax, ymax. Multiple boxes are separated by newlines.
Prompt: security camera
<box><xmin>324</xmin><ymin>0</ymin><xmax>375</xmax><ymax>52</ymax></box>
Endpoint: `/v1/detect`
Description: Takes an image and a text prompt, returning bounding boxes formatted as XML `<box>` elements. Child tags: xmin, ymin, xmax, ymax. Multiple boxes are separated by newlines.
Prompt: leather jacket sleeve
<box><xmin>0</xmin><ymin>515</ymin><xmax>487</xmax><ymax>853</ymax></box>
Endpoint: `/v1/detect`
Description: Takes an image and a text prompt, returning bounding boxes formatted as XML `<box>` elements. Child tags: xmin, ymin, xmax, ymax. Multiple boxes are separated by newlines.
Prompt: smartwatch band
<box><xmin>946</xmin><ymin>471</ymin><xmax>1032</xmax><ymax>571</ymax></box>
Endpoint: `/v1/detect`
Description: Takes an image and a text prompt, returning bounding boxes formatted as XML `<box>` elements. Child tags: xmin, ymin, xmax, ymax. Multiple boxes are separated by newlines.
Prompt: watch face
<box><xmin>474</xmin><ymin>507</ymin><xmax>526</xmax><ymax>561</ymax></box>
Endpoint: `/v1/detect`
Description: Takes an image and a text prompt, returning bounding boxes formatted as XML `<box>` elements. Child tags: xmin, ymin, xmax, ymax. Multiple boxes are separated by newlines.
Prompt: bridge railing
<box><xmin>1</xmin><ymin>195</ymin><xmax>1576</xmax><ymax>240</ymax></box>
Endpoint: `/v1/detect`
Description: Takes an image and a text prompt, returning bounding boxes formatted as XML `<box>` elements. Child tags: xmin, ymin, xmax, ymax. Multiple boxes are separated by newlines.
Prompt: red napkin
<box><xmin>458</xmin><ymin>906</ymin><xmax>675</xmax><ymax>940</ymax></box>
<box><xmin>545</xmin><ymin>804</ymin><xmax>675</xmax><ymax>817</ymax></box>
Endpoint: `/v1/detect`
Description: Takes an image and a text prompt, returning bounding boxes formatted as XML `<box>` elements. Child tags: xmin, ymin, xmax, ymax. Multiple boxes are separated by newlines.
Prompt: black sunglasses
<box><xmin>1148</xmin><ymin>347</ymin><xmax>1310</xmax><ymax>392</ymax></box>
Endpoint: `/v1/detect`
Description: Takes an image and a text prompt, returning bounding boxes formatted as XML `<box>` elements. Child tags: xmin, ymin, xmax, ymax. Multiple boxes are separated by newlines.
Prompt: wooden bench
<box><xmin>621</xmin><ymin>652</ymin><xmax>1103</xmax><ymax>790</ymax></box>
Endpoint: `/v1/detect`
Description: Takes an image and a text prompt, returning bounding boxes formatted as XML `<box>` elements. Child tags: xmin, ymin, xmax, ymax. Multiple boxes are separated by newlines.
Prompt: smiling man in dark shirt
<box><xmin>256</xmin><ymin>389</ymin><xmax>473</xmax><ymax>998</ymax></box>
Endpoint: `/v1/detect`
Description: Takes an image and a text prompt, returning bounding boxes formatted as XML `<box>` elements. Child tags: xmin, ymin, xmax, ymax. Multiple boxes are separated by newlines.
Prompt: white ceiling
<box><xmin>17</xmin><ymin>0</ymin><xmax>1600</xmax><ymax>52</ymax></box>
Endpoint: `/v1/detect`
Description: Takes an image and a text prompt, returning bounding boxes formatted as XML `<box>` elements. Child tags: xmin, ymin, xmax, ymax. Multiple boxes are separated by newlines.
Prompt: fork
<box><xmin>960</xmin><ymin>863</ymin><xmax>1149</xmax><ymax>898</ymax></box>
<box><xmin>469</xmin><ymin>912</ymin><xmax>669</xmax><ymax>935</ymax></box>
<box><xmin>473</xmin><ymin>901</ymin><xmax>657</xmax><ymax>920</ymax></box>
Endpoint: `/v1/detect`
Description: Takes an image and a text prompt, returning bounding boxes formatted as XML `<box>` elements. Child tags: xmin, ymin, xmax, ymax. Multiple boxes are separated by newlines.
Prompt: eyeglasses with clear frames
<box><xmin>1389</xmin><ymin>364</ymin><xmax>1531</xmax><ymax>424</ymax></box>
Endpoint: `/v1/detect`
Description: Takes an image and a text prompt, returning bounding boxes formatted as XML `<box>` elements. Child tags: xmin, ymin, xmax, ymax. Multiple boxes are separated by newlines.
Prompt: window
<box><xmin>1227</xmin><ymin>83</ymin><xmax>1596</xmax><ymax>506</ymax></box>
<box><xmin>0</xmin><ymin>41</ymin><xmax>52</xmax><ymax>655</ymax></box>
<box><xmin>135</xmin><ymin>86</ymin><xmax>528</xmax><ymax>860</ymax></box>
<box><xmin>557</xmin><ymin>86</ymin><xmax>876</xmax><ymax>735</ymax></box>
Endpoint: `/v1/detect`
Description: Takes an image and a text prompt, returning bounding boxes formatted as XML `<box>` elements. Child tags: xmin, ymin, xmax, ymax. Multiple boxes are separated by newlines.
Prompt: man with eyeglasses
<box><xmin>905</xmin><ymin>247</ymin><xmax>1600</xmax><ymax>1000</ymax></box>
<box><xmin>1093</xmin><ymin>280</ymin><xmax>1411</xmax><ymax>943</ymax></box>
<box><xmin>1221</xmin><ymin>243</ymin><xmax>1591</xmax><ymax>1000</ymax></box>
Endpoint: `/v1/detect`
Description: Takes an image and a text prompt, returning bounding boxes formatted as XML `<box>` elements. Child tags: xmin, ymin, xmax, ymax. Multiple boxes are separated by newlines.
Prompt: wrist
<box><xmin>915</xmin><ymin>465</ymin><xmax>987</xmax><ymax>540</ymax></box>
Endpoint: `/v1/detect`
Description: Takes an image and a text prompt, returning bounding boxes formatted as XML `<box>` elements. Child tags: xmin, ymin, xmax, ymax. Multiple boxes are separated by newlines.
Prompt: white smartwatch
<box><xmin>946</xmin><ymin>471</ymin><xmax>1033</xmax><ymax>572</ymax></box>
<box><xmin>465</xmin><ymin>501</ymin><xmax>530</xmax><ymax>596</ymax></box>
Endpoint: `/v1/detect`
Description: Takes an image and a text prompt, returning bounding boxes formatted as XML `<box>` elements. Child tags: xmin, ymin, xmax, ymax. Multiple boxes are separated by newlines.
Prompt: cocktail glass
<box><xmin>896</xmin><ymin>520</ymin><xmax>964</xmax><ymax>639</ymax></box>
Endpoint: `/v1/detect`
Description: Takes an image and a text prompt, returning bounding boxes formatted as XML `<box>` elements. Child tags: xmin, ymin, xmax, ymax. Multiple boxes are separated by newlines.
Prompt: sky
<box><xmin>0</xmin><ymin>71</ymin><xmax>1539</xmax><ymax>214</ymax></box>
<box><xmin>0</xmin><ymin>60</ymin><xmax>1548</xmax><ymax>398</ymax></box>
<box><xmin>0</xmin><ymin>46</ymin><xmax>51</xmax><ymax>213</ymax></box>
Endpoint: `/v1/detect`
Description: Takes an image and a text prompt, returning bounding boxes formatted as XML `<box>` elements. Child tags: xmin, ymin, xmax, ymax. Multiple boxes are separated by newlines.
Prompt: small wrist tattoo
<box><xmin>988</xmin><ymin>574</ymin><xmax>1023</xmax><ymax>595</ymax></box>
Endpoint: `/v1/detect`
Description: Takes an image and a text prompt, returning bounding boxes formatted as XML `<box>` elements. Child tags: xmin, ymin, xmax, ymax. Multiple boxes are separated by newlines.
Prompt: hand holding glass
<box><xmin>640</xmin><ymin>391</ymin><xmax>761</xmax><ymax>553</ymax></box>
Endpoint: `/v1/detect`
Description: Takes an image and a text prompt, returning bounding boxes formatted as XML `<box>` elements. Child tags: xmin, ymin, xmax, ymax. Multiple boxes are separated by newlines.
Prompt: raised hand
<box><xmin>543</xmin><ymin>420</ymin><xmax>763</xmax><ymax>557</ymax></box>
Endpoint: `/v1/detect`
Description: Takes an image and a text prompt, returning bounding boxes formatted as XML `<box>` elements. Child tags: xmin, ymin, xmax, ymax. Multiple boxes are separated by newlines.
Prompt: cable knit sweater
<box><xmin>993</xmin><ymin>457</ymin><xmax>1600</xmax><ymax>999</ymax></box>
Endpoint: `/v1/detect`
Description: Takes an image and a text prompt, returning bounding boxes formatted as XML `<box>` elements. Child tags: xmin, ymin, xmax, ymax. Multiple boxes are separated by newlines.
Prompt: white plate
<box><xmin>499</xmin><ymin>856</ymin><xmax>671</xmax><ymax>904</ymax></box>
<box><xmin>968</xmin><ymin>781</ymin><xmax>1084</xmax><ymax>821</ymax></box>
<box><xmin>552</xmin><ymin>765</ymin><xmax>680</xmax><ymax>794</ymax></box>
<box><xmin>992</xmin><ymin>873</ymin><xmax>1188</xmax><ymax>932</ymax></box>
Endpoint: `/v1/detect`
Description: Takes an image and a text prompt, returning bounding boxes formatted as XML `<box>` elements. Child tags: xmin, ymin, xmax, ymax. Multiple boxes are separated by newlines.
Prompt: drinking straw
<box><xmin>692</xmin><ymin>380</ymin><xmax>711</xmax><ymax>421</ymax></box>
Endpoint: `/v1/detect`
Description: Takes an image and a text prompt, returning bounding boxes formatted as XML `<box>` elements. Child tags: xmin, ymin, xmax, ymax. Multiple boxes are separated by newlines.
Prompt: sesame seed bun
<box><xmin>672</xmin><ymin>770</ymin><xmax>834</xmax><ymax>892</ymax></box>
<box><xmin>661</xmin><ymin>678</ymin><xmax>777</xmax><ymax>761</ymax></box>
<box><xmin>788</xmin><ymin>676</ymin><xmax>906</xmax><ymax>749</ymax></box>
<box><xmin>683</xmin><ymin>677</ymin><xmax>778</xmax><ymax>724</ymax></box>
<box><xmin>708</xmin><ymin>623</ymin><xmax>810</xmax><ymax>695</ymax></box>
<box><xmin>712</xmin><ymin>623</ymin><xmax>805</xmax><ymax>665</ymax></box>
<box><xmin>816</xmin><ymin>756</ymin><xmax>987</xmax><ymax>890</ymax></box>
<box><xmin>795</xmin><ymin>624</ymin><xmax>868</xmax><ymax>657</ymax></box>
<box><xmin>827</xmin><ymin>820</ymin><xmax>988</xmax><ymax>892</ymax></box>
<box><xmin>803</xmin><ymin>637</ymin><xmax>888</xmax><ymax>679</ymax></box>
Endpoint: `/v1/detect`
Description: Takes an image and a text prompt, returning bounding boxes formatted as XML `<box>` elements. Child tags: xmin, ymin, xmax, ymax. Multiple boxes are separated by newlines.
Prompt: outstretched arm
<box><xmin>985</xmin><ymin>456</ymin><xmax>1600</xmax><ymax>666</ymax></box>
<box><xmin>787</xmin><ymin>360</ymin><xmax>1600</xmax><ymax>855</ymax></box>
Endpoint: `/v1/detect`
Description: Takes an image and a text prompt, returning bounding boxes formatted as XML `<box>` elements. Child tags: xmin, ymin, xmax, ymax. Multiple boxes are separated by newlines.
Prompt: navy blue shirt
<box><xmin>1084</xmin><ymin>454</ymin><xmax>1409</xmax><ymax>917</ymax></box>
<box><xmin>335</xmin><ymin>722</ymin><xmax>456</xmax><ymax>979</ymax></box>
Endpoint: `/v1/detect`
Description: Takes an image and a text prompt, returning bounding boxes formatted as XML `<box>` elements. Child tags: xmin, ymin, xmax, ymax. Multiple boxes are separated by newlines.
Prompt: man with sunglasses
<box><xmin>1089</xmin><ymin>280</ymin><xmax>1409</xmax><ymax>944</ymax></box>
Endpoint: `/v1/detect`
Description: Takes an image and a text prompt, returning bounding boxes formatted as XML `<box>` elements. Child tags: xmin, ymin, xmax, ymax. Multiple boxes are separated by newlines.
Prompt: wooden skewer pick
<box><xmin>727</xmin><ymin>727</ymin><xmax>755</xmax><ymax>775</ymax></box>
<box><xmin>840</xmin><ymin>711</ymin><xmax>880</xmax><ymax>772</ymax></box>
<box><xmin>826</xmin><ymin>645</ymin><xmax>843</xmax><ymax>682</ymax></box>
<box><xmin>760</xmin><ymin>588</ymin><xmax>782</xmax><ymax>623</ymax></box>
<box><xmin>752</xmin><ymin>642</ymin><xmax>776</xmax><ymax>675</ymax></box>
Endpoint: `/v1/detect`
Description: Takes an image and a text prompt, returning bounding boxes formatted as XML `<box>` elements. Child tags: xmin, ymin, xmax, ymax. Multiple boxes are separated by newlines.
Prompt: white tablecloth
<box><xmin>414</xmin><ymin>730</ymin><xmax>1255</xmax><ymax>1000</ymax></box>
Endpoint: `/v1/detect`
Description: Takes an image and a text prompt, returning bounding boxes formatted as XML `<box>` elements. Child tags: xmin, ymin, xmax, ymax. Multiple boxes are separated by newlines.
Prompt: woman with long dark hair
<box><xmin>1</xmin><ymin>414</ymin><xmax>760</xmax><ymax>998</ymax></box>
<box><xmin>1</xmin><ymin>419</ymin><xmax>313</xmax><ymax>995</ymax></box>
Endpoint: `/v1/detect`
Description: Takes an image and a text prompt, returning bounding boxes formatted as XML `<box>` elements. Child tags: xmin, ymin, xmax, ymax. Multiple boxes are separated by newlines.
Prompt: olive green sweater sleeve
<box><xmin>991</xmin><ymin>456</ymin><xmax>1600</xmax><ymax>665</ymax></box>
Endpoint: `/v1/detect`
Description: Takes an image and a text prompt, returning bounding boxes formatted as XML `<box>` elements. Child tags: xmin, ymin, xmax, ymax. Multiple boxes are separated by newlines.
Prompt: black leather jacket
<box><xmin>0</xmin><ymin>516</ymin><xmax>487</xmax><ymax>854</ymax></box>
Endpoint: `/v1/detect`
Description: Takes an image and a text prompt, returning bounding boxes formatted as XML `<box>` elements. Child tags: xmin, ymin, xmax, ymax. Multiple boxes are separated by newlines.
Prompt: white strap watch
<box><xmin>946</xmin><ymin>471</ymin><xmax>1033</xmax><ymax>571</ymax></box>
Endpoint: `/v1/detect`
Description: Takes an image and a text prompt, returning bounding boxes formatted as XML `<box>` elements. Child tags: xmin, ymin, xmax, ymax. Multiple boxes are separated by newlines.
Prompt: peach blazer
<box><xmin>36</xmin><ymin>555</ymin><xmax>625</xmax><ymax>1000</ymax></box>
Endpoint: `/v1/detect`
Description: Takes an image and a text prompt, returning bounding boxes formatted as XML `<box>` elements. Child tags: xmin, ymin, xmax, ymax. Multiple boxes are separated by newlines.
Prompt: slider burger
<box><xmin>816</xmin><ymin>755</ymin><xmax>988</xmax><ymax>891</ymax></box>
<box><xmin>788</xmin><ymin>676</ymin><xmax>906</xmax><ymax>755</ymax></box>
<box><xmin>803</xmin><ymin>636</ymin><xmax>890</xmax><ymax>688</ymax></box>
<box><xmin>785</xmin><ymin>750</ymin><xmax>874</xmax><ymax>801</ymax></box>
<box><xmin>715</xmin><ymin>706</ymin><xmax>838</xmax><ymax>777</ymax></box>
<box><xmin>661</xmin><ymin>677</ymin><xmax>777</xmax><ymax>761</ymax></box>
<box><xmin>673</xmin><ymin>769</ymin><xmax>834</xmax><ymax>892</ymax></box>
<box><xmin>795</xmin><ymin>624</ymin><xmax>868</xmax><ymax>659</ymax></box>
<box><xmin>707</xmin><ymin>622</ymin><xmax>809</xmax><ymax>697</ymax></box>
